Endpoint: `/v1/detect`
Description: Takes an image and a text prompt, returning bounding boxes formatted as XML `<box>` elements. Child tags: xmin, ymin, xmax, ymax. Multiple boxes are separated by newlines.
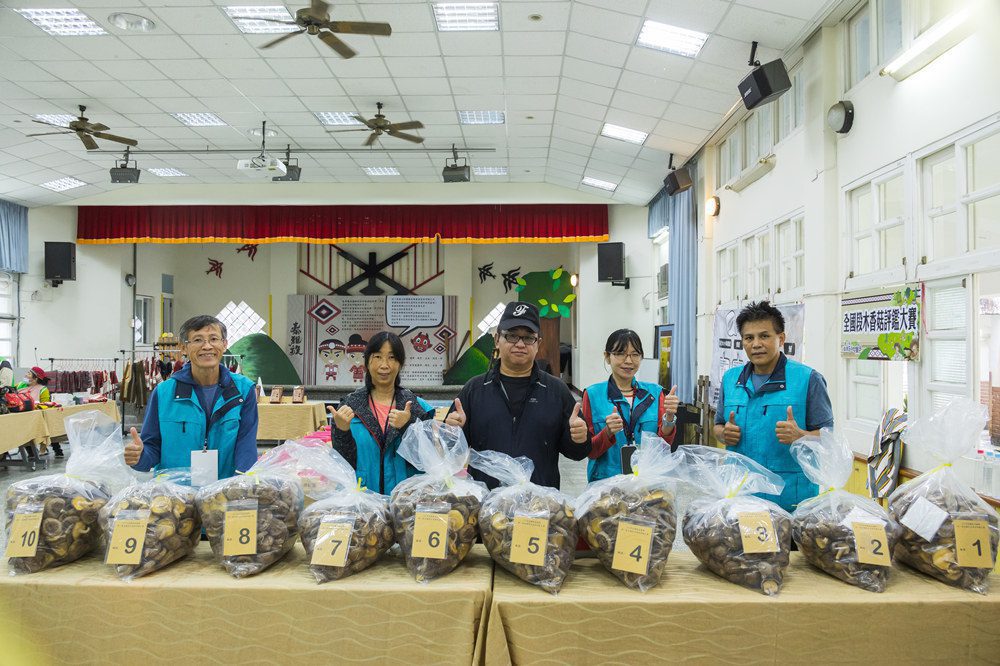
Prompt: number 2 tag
<box><xmin>738</xmin><ymin>511</ymin><xmax>779</xmax><ymax>554</ymax></box>
<box><xmin>611</xmin><ymin>520</ymin><xmax>653</xmax><ymax>575</ymax></box>
<box><xmin>106</xmin><ymin>510</ymin><xmax>150</xmax><ymax>565</ymax></box>
<box><xmin>223</xmin><ymin>505</ymin><xmax>258</xmax><ymax>556</ymax></box>
<box><xmin>852</xmin><ymin>522</ymin><xmax>891</xmax><ymax>566</ymax></box>
<box><xmin>510</xmin><ymin>515</ymin><xmax>548</xmax><ymax>566</ymax></box>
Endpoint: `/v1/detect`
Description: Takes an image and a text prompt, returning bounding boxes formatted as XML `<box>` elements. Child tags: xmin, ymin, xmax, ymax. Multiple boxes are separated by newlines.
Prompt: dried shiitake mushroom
<box><xmin>4</xmin><ymin>476</ymin><xmax>109</xmax><ymax>574</ymax></box>
<box><xmin>390</xmin><ymin>482</ymin><xmax>481</xmax><ymax>583</ymax></box>
<box><xmin>299</xmin><ymin>498</ymin><xmax>395</xmax><ymax>583</ymax></box>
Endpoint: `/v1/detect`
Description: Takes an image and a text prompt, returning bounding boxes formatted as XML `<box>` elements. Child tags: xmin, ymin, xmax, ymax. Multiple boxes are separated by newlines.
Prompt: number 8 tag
<box><xmin>106</xmin><ymin>510</ymin><xmax>151</xmax><ymax>565</ymax></box>
<box><xmin>223</xmin><ymin>500</ymin><xmax>259</xmax><ymax>556</ymax></box>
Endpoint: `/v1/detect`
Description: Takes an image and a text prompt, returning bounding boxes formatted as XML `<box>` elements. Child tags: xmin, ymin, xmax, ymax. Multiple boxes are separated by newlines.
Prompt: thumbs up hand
<box><xmin>389</xmin><ymin>401</ymin><xmax>413</xmax><ymax>429</ymax></box>
<box><xmin>445</xmin><ymin>398</ymin><xmax>467</xmax><ymax>428</ymax></box>
<box><xmin>664</xmin><ymin>385</ymin><xmax>680</xmax><ymax>421</ymax></box>
<box><xmin>124</xmin><ymin>427</ymin><xmax>143</xmax><ymax>466</ymax></box>
<box><xmin>775</xmin><ymin>405</ymin><xmax>804</xmax><ymax>444</ymax></box>
<box><xmin>569</xmin><ymin>402</ymin><xmax>588</xmax><ymax>444</ymax></box>
<box><xmin>721</xmin><ymin>410</ymin><xmax>741</xmax><ymax>446</ymax></box>
<box><xmin>330</xmin><ymin>404</ymin><xmax>355</xmax><ymax>432</ymax></box>
<box><xmin>604</xmin><ymin>411</ymin><xmax>624</xmax><ymax>434</ymax></box>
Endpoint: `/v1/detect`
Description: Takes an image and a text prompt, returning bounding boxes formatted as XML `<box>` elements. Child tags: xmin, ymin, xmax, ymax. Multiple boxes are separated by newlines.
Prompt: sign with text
<box><xmin>841</xmin><ymin>284</ymin><xmax>921</xmax><ymax>361</ymax></box>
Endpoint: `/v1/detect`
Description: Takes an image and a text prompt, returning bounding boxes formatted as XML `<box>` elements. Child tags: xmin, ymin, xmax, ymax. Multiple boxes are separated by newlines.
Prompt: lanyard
<box><xmin>608</xmin><ymin>379</ymin><xmax>652</xmax><ymax>444</ymax></box>
<box><xmin>369</xmin><ymin>391</ymin><xmax>396</xmax><ymax>448</ymax></box>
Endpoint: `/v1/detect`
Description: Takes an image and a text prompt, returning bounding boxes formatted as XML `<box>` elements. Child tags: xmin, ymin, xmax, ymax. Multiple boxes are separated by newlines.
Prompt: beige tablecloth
<box><xmin>256</xmin><ymin>401</ymin><xmax>327</xmax><ymax>441</ymax></box>
<box><xmin>41</xmin><ymin>401</ymin><xmax>121</xmax><ymax>440</ymax></box>
<box><xmin>0</xmin><ymin>411</ymin><xmax>48</xmax><ymax>453</ymax></box>
<box><xmin>485</xmin><ymin>550</ymin><xmax>1000</xmax><ymax>665</ymax></box>
<box><xmin>0</xmin><ymin>542</ymin><xmax>493</xmax><ymax>666</ymax></box>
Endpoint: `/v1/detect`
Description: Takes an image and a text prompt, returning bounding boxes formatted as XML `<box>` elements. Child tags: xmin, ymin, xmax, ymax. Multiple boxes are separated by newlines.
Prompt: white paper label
<box><xmin>839</xmin><ymin>506</ymin><xmax>886</xmax><ymax>530</ymax></box>
<box><xmin>191</xmin><ymin>449</ymin><xmax>219</xmax><ymax>487</ymax></box>
<box><xmin>900</xmin><ymin>496</ymin><xmax>949</xmax><ymax>542</ymax></box>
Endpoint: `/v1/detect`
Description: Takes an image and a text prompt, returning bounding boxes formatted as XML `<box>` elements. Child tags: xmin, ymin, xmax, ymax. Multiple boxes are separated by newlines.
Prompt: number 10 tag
<box><xmin>106</xmin><ymin>510</ymin><xmax>151</xmax><ymax>565</ymax></box>
<box><xmin>5</xmin><ymin>509</ymin><xmax>43</xmax><ymax>558</ymax></box>
<box><xmin>738</xmin><ymin>511</ymin><xmax>779</xmax><ymax>554</ymax></box>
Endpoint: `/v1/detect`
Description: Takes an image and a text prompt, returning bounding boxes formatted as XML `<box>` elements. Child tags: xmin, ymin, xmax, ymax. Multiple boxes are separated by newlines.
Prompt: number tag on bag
<box><xmin>852</xmin><ymin>522</ymin><xmax>891</xmax><ymax>566</ymax></box>
<box><xmin>223</xmin><ymin>502</ymin><xmax>258</xmax><ymax>556</ymax></box>
<box><xmin>5</xmin><ymin>507</ymin><xmax>43</xmax><ymax>558</ymax></box>
<box><xmin>738</xmin><ymin>511</ymin><xmax>779</xmax><ymax>554</ymax></box>
<box><xmin>106</xmin><ymin>510</ymin><xmax>150</xmax><ymax>565</ymax></box>
<box><xmin>955</xmin><ymin>519</ymin><xmax>994</xmax><ymax>568</ymax></box>
<box><xmin>412</xmin><ymin>511</ymin><xmax>449</xmax><ymax>559</ymax></box>
<box><xmin>311</xmin><ymin>517</ymin><xmax>353</xmax><ymax>567</ymax></box>
<box><xmin>611</xmin><ymin>520</ymin><xmax>653</xmax><ymax>575</ymax></box>
<box><xmin>510</xmin><ymin>515</ymin><xmax>548</xmax><ymax>566</ymax></box>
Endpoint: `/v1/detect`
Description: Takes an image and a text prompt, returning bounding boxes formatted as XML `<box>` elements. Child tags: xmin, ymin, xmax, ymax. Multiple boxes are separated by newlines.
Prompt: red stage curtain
<box><xmin>76</xmin><ymin>204</ymin><xmax>608</xmax><ymax>245</ymax></box>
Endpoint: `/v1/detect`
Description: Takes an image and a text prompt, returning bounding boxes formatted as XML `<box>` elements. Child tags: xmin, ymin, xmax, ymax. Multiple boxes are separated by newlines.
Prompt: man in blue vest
<box><xmin>713</xmin><ymin>301</ymin><xmax>833</xmax><ymax>512</ymax></box>
<box><xmin>124</xmin><ymin>315</ymin><xmax>258</xmax><ymax>480</ymax></box>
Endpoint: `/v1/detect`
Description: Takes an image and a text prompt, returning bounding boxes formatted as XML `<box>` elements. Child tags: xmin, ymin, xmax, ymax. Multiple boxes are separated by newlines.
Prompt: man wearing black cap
<box><xmin>446</xmin><ymin>301</ymin><xmax>591</xmax><ymax>489</ymax></box>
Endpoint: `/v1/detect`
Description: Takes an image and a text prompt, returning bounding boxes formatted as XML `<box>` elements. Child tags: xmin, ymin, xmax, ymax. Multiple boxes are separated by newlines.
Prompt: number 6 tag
<box><xmin>106</xmin><ymin>510</ymin><xmax>151</xmax><ymax>565</ymax></box>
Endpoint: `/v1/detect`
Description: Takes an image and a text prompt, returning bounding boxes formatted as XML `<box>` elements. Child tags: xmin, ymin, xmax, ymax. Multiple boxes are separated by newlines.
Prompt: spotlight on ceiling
<box><xmin>272</xmin><ymin>145</ymin><xmax>301</xmax><ymax>181</ymax></box>
<box><xmin>110</xmin><ymin>147</ymin><xmax>140</xmax><ymax>183</ymax></box>
<box><xmin>442</xmin><ymin>143</ymin><xmax>470</xmax><ymax>183</ymax></box>
<box><xmin>737</xmin><ymin>41</ymin><xmax>791</xmax><ymax>110</ymax></box>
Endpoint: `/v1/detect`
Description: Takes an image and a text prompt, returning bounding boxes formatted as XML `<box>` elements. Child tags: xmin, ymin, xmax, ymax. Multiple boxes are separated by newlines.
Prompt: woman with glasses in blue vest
<box><xmin>581</xmin><ymin>329</ymin><xmax>679</xmax><ymax>481</ymax></box>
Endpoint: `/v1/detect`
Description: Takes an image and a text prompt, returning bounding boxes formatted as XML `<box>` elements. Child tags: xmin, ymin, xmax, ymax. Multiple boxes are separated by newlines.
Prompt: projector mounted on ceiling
<box><xmin>272</xmin><ymin>145</ymin><xmax>301</xmax><ymax>181</ymax></box>
<box><xmin>442</xmin><ymin>143</ymin><xmax>470</xmax><ymax>183</ymax></box>
<box><xmin>237</xmin><ymin>121</ymin><xmax>288</xmax><ymax>178</ymax></box>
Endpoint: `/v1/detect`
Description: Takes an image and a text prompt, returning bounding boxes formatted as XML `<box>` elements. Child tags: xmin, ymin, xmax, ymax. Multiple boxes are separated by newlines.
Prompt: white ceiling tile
<box><xmin>645</xmin><ymin>0</ymin><xmax>731</xmax><ymax>33</ymax></box>
<box><xmin>735</xmin><ymin>0</ymin><xmax>831</xmax><ymax>21</ymax></box>
<box><xmin>715</xmin><ymin>5</ymin><xmax>808</xmax><ymax>50</ymax></box>
<box><xmin>152</xmin><ymin>59</ymin><xmax>219</xmax><ymax>79</ymax></box>
<box><xmin>445</xmin><ymin>56</ymin><xmax>502</xmax><ymax>78</ymax></box>
<box><xmin>403</xmin><ymin>96</ymin><xmax>456</xmax><ymax>111</ymax></box>
<box><xmin>697</xmin><ymin>35</ymin><xmax>782</xmax><ymax>71</ymax></box>
<box><xmin>207</xmin><ymin>58</ymin><xmax>277</xmax><ymax>80</ymax></box>
<box><xmin>564</xmin><ymin>31</ymin><xmax>630</xmax><ymax>68</ymax></box>
<box><xmin>96</xmin><ymin>98</ymin><xmax>164</xmax><ymax>114</ymax></box>
<box><xmin>0</xmin><ymin>37</ymin><xmax>80</xmax><ymax>61</ymax></box>
<box><xmin>586</xmin><ymin>158</ymin><xmax>629</xmax><ymax>175</ymax></box>
<box><xmin>504</xmin><ymin>77</ymin><xmax>560</xmax><ymax>95</ymax></box>
<box><xmin>384</xmin><ymin>57</ymin><xmax>446</xmax><ymax>78</ymax></box>
<box><xmin>454</xmin><ymin>94</ymin><xmax>506</xmax><ymax>108</ymax></box>
<box><xmin>661</xmin><ymin>103</ymin><xmax>719</xmax><ymax>130</ymax></box>
<box><xmin>1</xmin><ymin>60</ymin><xmax>58</xmax><ymax>82</ymax></box>
<box><xmin>552</xmin><ymin>125</ymin><xmax>597</xmax><ymax>146</ymax></box>
<box><xmin>150</xmin><ymin>6</ymin><xmax>236</xmax><ymax>35</ymax></box>
<box><xmin>501</xmin><ymin>2</ymin><xmax>571</xmax><ymax>31</ymax></box>
<box><xmin>175</xmin><ymin>78</ymin><xmax>238</xmax><ymax>98</ymax></box>
<box><xmin>508</xmin><ymin>124</ymin><xmax>552</xmax><ymax>137</ymax></box>
<box><xmin>247</xmin><ymin>37</ymin><xmax>327</xmax><ymax>60</ymax></box>
<box><xmin>58</xmin><ymin>36</ymin><xmax>141</xmax><ymax>61</ymax></box>
<box><xmin>182</xmin><ymin>34</ymin><xmax>259</xmax><ymax>59</ymax></box>
<box><xmin>196</xmin><ymin>96</ymin><xmax>257</xmax><ymax>112</ymax></box>
<box><xmin>556</xmin><ymin>95</ymin><xmax>608</xmax><ymax>122</ymax></box>
<box><xmin>118</xmin><ymin>35</ymin><xmax>200</xmax><ymax>60</ymax></box>
<box><xmin>602</xmin><ymin>108</ymin><xmax>659</xmax><ymax>134</ymax></box>
<box><xmin>126</xmin><ymin>79</ymin><xmax>190</xmax><ymax>98</ymax></box>
<box><xmin>687</xmin><ymin>61</ymin><xmax>746</xmax><ymax>94</ymax></box>
<box><xmin>502</xmin><ymin>31</ymin><xmax>566</xmax><ymax>56</ymax></box>
<box><xmin>298</xmin><ymin>96</ymin><xmax>356</xmax><ymax>110</ymax></box>
<box><xmin>437</xmin><ymin>32</ymin><xmax>502</xmax><ymax>57</ymax></box>
<box><xmin>558</xmin><ymin>79</ymin><xmax>614</xmax><ymax>106</ymax></box>
<box><xmin>624</xmin><ymin>47</ymin><xmax>695</xmax><ymax>81</ymax></box>
<box><xmin>610</xmin><ymin>90</ymin><xmax>669</xmax><ymax>118</ymax></box>
<box><xmin>616</xmin><ymin>71</ymin><xmax>681</xmax><ymax>102</ymax></box>
<box><xmin>507</xmin><ymin>95</ymin><xmax>556</xmax><ymax>111</ymax></box>
<box><xmin>376</xmin><ymin>33</ymin><xmax>442</xmax><ymax>57</ymax></box>
<box><xmin>576</xmin><ymin>0</ymin><xmax>647</xmax><ymax>15</ymax></box>
<box><xmin>651</xmin><ymin>120</ymin><xmax>711</xmax><ymax>144</ymax></box>
<box><xmin>248</xmin><ymin>97</ymin><xmax>308</xmax><ymax>113</ymax></box>
<box><xmin>285</xmin><ymin>79</ymin><xmax>347</xmax><ymax>98</ymax></box>
<box><xmin>265</xmin><ymin>58</ymin><xmax>334</xmax><ymax>80</ymax></box>
<box><xmin>569</xmin><ymin>4</ymin><xmax>642</xmax><ymax>44</ymax></box>
<box><xmin>228</xmin><ymin>79</ymin><xmax>292</xmax><ymax>97</ymax></box>
<box><xmin>591</xmin><ymin>144</ymin><xmax>640</xmax><ymax>165</ymax></box>
<box><xmin>390</xmin><ymin>77</ymin><xmax>449</xmax><ymax>96</ymax></box>
<box><xmin>549</xmin><ymin>149</ymin><xmax>590</xmax><ymax>166</ymax></box>
<box><xmin>359</xmin><ymin>3</ymin><xmax>435</xmax><ymax>31</ymax></box>
<box><xmin>644</xmin><ymin>134</ymin><xmax>700</xmax><ymax>156</ymax></box>
<box><xmin>99</xmin><ymin>59</ymin><xmax>168</xmax><ymax>80</ymax></box>
<box><xmin>561</xmin><ymin>57</ymin><xmax>620</xmax><ymax>87</ymax></box>
<box><xmin>16</xmin><ymin>81</ymin><xmax>86</xmax><ymax>98</ymax></box>
<box><xmin>35</xmin><ymin>60</ymin><xmax>113</xmax><ymax>81</ymax></box>
<box><xmin>556</xmin><ymin>112</ymin><xmax>602</xmax><ymax>133</ymax></box>
<box><xmin>672</xmin><ymin>84</ymin><xmax>738</xmax><ymax>114</ymax></box>
<box><xmin>339</xmin><ymin>78</ymin><xmax>399</xmax><ymax>96</ymax></box>
<box><xmin>504</xmin><ymin>56</ymin><xmax>562</xmax><ymax>77</ymax></box>
<box><xmin>507</xmin><ymin>136</ymin><xmax>550</xmax><ymax>149</ymax></box>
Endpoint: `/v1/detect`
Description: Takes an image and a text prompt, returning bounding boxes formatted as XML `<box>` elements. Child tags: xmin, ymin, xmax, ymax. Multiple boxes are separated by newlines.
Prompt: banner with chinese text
<box><xmin>840</xmin><ymin>284</ymin><xmax>921</xmax><ymax>361</ymax></box>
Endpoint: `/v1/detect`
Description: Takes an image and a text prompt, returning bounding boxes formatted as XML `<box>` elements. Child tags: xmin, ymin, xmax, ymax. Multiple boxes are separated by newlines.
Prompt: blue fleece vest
<box><xmin>585</xmin><ymin>379</ymin><xmax>662</xmax><ymax>482</ymax></box>
<box><xmin>350</xmin><ymin>396</ymin><xmax>433</xmax><ymax>494</ymax></box>
<box><xmin>155</xmin><ymin>371</ymin><xmax>255</xmax><ymax>479</ymax></box>
<box><xmin>720</xmin><ymin>355</ymin><xmax>817</xmax><ymax>512</ymax></box>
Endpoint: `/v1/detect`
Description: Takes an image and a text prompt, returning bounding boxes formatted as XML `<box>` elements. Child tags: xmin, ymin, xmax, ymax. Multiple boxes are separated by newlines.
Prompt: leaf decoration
<box><xmin>557</xmin><ymin>304</ymin><xmax>570</xmax><ymax>318</ymax></box>
<box><xmin>538</xmin><ymin>298</ymin><xmax>549</xmax><ymax>306</ymax></box>
<box><xmin>563</xmin><ymin>294</ymin><xmax>577</xmax><ymax>304</ymax></box>
<box><xmin>552</xmin><ymin>267</ymin><xmax>563</xmax><ymax>279</ymax></box>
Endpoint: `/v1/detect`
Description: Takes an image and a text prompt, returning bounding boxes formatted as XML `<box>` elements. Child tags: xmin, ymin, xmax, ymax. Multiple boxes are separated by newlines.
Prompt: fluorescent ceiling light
<box><xmin>582</xmin><ymin>176</ymin><xmax>617</xmax><ymax>191</ymax></box>
<box><xmin>315</xmin><ymin>112</ymin><xmax>364</xmax><ymax>126</ymax></box>
<box><xmin>33</xmin><ymin>114</ymin><xmax>77</xmax><ymax>126</ymax></box>
<box><xmin>40</xmin><ymin>177</ymin><xmax>86</xmax><ymax>192</ymax></box>
<box><xmin>224</xmin><ymin>6</ymin><xmax>297</xmax><ymax>34</ymax></box>
<box><xmin>473</xmin><ymin>166</ymin><xmax>507</xmax><ymax>176</ymax></box>
<box><xmin>433</xmin><ymin>3</ymin><xmax>499</xmax><ymax>31</ymax></box>
<box><xmin>148</xmin><ymin>168</ymin><xmax>187</xmax><ymax>177</ymax></box>
<box><xmin>636</xmin><ymin>20</ymin><xmax>708</xmax><ymax>58</ymax></box>
<box><xmin>364</xmin><ymin>166</ymin><xmax>400</xmax><ymax>176</ymax></box>
<box><xmin>171</xmin><ymin>112</ymin><xmax>227</xmax><ymax>127</ymax></box>
<box><xmin>15</xmin><ymin>8</ymin><xmax>106</xmax><ymax>36</ymax></box>
<box><xmin>601</xmin><ymin>123</ymin><xmax>648</xmax><ymax>144</ymax></box>
<box><xmin>880</xmin><ymin>6</ymin><xmax>974</xmax><ymax>80</ymax></box>
<box><xmin>458</xmin><ymin>110</ymin><xmax>505</xmax><ymax>125</ymax></box>
<box><xmin>108</xmin><ymin>12</ymin><xmax>155</xmax><ymax>32</ymax></box>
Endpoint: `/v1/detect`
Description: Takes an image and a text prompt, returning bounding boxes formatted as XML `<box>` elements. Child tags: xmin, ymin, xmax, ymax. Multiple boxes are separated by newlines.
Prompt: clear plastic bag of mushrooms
<box><xmin>677</xmin><ymin>446</ymin><xmax>792</xmax><ymax>595</ymax></box>
<box><xmin>790</xmin><ymin>429</ymin><xmax>901</xmax><ymax>592</ymax></box>
<box><xmin>3</xmin><ymin>410</ymin><xmax>135</xmax><ymax>575</ymax></box>
<box><xmin>575</xmin><ymin>434</ymin><xmax>681</xmax><ymax>592</ymax></box>
<box><xmin>389</xmin><ymin>420</ymin><xmax>487</xmax><ymax>583</ymax></box>
<box><xmin>470</xmin><ymin>449</ymin><xmax>577</xmax><ymax>594</ymax></box>
<box><xmin>298</xmin><ymin>448</ymin><xmax>394</xmax><ymax>584</ymax></box>
<box><xmin>887</xmin><ymin>398</ymin><xmax>1000</xmax><ymax>594</ymax></box>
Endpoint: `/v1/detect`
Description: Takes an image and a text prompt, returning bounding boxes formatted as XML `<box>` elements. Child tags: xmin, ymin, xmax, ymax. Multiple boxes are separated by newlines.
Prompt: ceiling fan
<box><xmin>27</xmin><ymin>105</ymin><xmax>138</xmax><ymax>151</ymax></box>
<box><xmin>330</xmin><ymin>102</ymin><xmax>425</xmax><ymax>146</ymax></box>
<box><xmin>234</xmin><ymin>0</ymin><xmax>391</xmax><ymax>59</ymax></box>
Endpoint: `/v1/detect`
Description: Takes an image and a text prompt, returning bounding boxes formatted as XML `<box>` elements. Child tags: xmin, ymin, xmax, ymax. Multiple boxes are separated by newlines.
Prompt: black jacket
<box><xmin>452</xmin><ymin>364</ymin><xmax>591</xmax><ymax>490</ymax></box>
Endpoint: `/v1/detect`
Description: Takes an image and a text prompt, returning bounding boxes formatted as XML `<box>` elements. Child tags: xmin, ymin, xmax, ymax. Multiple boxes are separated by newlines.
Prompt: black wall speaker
<box><xmin>664</xmin><ymin>168</ymin><xmax>693</xmax><ymax>196</ymax></box>
<box><xmin>44</xmin><ymin>242</ymin><xmax>76</xmax><ymax>283</ymax></box>
<box><xmin>738</xmin><ymin>58</ymin><xmax>792</xmax><ymax>110</ymax></box>
<box><xmin>597</xmin><ymin>242</ymin><xmax>625</xmax><ymax>282</ymax></box>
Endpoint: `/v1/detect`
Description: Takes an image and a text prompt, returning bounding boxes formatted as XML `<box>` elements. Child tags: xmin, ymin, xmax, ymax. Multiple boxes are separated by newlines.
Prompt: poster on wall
<box><xmin>654</xmin><ymin>324</ymin><xmax>673</xmax><ymax>390</ymax></box>
<box><xmin>708</xmin><ymin>303</ymin><xmax>805</xmax><ymax>407</ymax></box>
<box><xmin>840</xmin><ymin>284</ymin><xmax>921</xmax><ymax>361</ymax></box>
<box><xmin>287</xmin><ymin>295</ymin><xmax>458</xmax><ymax>387</ymax></box>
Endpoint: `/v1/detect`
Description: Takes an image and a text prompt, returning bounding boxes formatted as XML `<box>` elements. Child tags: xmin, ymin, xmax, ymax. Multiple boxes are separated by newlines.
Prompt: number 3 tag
<box><xmin>106</xmin><ymin>510</ymin><xmax>150</xmax><ymax>565</ymax></box>
<box><xmin>738</xmin><ymin>511</ymin><xmax>779</xmax><ymax>554</ymax></box>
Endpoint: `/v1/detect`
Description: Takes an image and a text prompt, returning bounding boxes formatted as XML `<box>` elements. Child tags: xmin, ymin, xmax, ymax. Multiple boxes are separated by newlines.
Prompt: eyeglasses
<box><xmin>501</xmin><ymin>332</ymin><xmax>539</xmax><ymax>346</ymax></box>
<box><xmin>186</xmin><ymin>336</ymin><xmax>225</xmax><ymax>347</ymax></box>
<box><xmin>610</xmin><ymin>352</ymin><xmax>642</xmax><ymax>362</ymax></box>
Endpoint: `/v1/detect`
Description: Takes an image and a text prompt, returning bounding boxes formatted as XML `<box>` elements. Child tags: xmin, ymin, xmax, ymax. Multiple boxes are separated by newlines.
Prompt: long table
<box><xmin>0</xmin><ymin>542</ymin><xmax>493</xmax><ymax>666</ymax></box>
<box><xmin>256</xmin><ymin>400</ymin><xmax>327</xmax><ymax>441</ymax></box>
<box><xmin>484</xmin><ymin>550</ymin><xmax>1000</xmax><ymax>665</ymax></box>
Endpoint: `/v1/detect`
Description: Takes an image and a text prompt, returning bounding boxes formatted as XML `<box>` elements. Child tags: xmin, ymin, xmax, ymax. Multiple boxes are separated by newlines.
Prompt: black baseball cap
<box><xmin>498</xmin><ymin>301</ymin><xmax>540</xmax><ymax>334</ymax></box>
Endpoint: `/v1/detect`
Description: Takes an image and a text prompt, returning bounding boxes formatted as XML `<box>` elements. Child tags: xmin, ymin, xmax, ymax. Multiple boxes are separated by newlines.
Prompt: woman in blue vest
<box><xmin>330</xmin><ymin>331</ymin><xmax>435</xmax><ymax>494</ymax></box>
<box><xmin>581</xmin><ymin>329</ymin><xmax>679</xmax><ymax>481</ymax></box>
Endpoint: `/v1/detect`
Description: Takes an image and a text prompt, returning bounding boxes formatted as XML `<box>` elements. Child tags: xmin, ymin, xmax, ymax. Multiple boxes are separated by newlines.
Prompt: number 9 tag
<box><xmin>106</xmin><ymin>510</ymin><xmax>151</xmax><ymax>565</ymax></box>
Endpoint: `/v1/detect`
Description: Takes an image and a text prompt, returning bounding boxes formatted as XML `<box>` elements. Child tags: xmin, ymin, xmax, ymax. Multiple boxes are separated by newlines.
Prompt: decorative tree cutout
<box><xmin>513</xmin><ymin>266</ymin><xmax>576</xmax><ymax>318</ymax></box>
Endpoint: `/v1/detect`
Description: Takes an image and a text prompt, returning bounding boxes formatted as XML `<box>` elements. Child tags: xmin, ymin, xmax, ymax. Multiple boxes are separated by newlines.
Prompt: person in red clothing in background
<box><xmin>581</xmin><ymin>329</ymin><xmax>678</xmax><ymax>481</ymax></box>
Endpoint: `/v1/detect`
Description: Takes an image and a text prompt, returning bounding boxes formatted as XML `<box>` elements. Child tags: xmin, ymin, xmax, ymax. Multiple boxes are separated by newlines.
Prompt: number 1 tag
<box><xmin>106</xmin><ymin>510</ymin><xmax>150</xmax><ymax>565</ymax></box>
<box><xmin>510</xmin><ymin>515</ymin><xmax>548</xmax><ymax>566</ymax></box>
<box><xmin>311</xmin><ymin>518</ymin><xmax>353</xmax><ymax>567</ymax></box>
<box><xmin>738</xmin><ymin>511</ymin><xmax>779</xmax><ymax>554</ymax></box>
<box><xmin>5</xmin><ymin>508</ymin><xmax>43</xmax><ymax>558</ymax></box>
<box><xmin>191</xmin><ymin>449</ymin><xmax>218</xmax><ymax>487</ymax></box>
<box><xmin>852</xmin><ymin>522</ymin><xmax>891</xmax><ymax>566</ymax></box>
<box><xmin>955</xmin><ymin>519</ymin><xmax>994</xmax><ymax>568</ymax></box>
<box><xmin>223</xmin><ymin>503</ymin><xmax>258</xmax><ymax>556</ymax></box>
<box><xmin>611</xmin><ymin>520</ymin><xmax>653</xmax><ymax>575</ymax></box>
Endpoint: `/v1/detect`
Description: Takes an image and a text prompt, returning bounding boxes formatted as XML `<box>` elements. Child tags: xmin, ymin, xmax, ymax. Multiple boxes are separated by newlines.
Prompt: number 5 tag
<box><xmin>106</xmin><ymin>510</ymin><xmax>151</xmax><ymax>565</ymax></box>
<box><xmin>510</xmin><ymin>515</ymin><xmax>548</xmax><ymax>566</ymax></box>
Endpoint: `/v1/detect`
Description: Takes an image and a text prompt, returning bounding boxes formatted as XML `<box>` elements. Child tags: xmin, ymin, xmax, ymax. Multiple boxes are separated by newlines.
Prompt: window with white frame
<box><xmin>847</xmin><ymin>359</ymin><xmax>908</xmax><ymax>423</ymax></box>
<box><xmin>719</xmin><ymin>129</ymin><xmax>742</xmax><ymax>185</ymax></box>
<box><xmin>978</xmin><ymin>270</ymin><xmax>1000</xmax><ymax>446</ymax></box>
<box><xmin>477</xmin><ymin>302</ymin><xmax>506</xmax><ymax>334</ymax></box>
<box><xmin>877</xmin><ymin>0</ymin><xmax>903</xmax><ymax>63</ymax></box>
<box><xmin>965</xmin><ymin>129</ymin><xmax>1000</xmax><ymax>252</ymax></box>
<box><xmin>776</xmin><ymin>217</ymin><xmax>804</xmax><ymax>293</ymax></box>
<box><xmin>744</xmin><ymin>113</ymin><xmax>759</xmax><ymax>169</ymax></box>
<box><xmin>742</xmin><ymin>229</ymin><xmax>771</xmax><ymax>299</ymax></box>
<box><xmin>743</xmin><ymin>104</ymin><xmax>775</xmax><ymax>165</ymax></box>
<box><xmin>717</xmin><ymin>244</ymin><xmax>739</xmax><ymax>304</ymax></box>
<box><xmin>0</xmin><ymin>272</ymin><xmax>16</xmax><ymax>360</ymax></box>
<box><xmin>923</xmin><ymin>279</ymin><xmax>971</xmax><ymax>411</ymax></box>
<box><xmin>777</xmin><ymin>68</ymin><xmax>804</xmax><ymax>142</ymax></box>
<box><xmin>848</xmin><ymin>2</ymin><xmax>873</xmax><ymax>88</ymax></box>
<box><xmin>914</xmin><ymin>0</ymin><xmax>962</xmax><ymax>37</ymax></box>
<box><xmin>217</xmin><ymin>301</ymin><xmax>266</xmax><ymax>346</ymax></box>
<box><xmin>922</xmin><ymin>146</ymin><xmax>960</xmax><ymax>261</ymax></box>
<box><xmin>134</xmin><ymin>295</ymin><xmax>153</xmax><ymax>345</ymax></box>
<box><xmin>849</xmin><ymin>172</ymin><xmax>905</xmax><ymax>277</ymax></box>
